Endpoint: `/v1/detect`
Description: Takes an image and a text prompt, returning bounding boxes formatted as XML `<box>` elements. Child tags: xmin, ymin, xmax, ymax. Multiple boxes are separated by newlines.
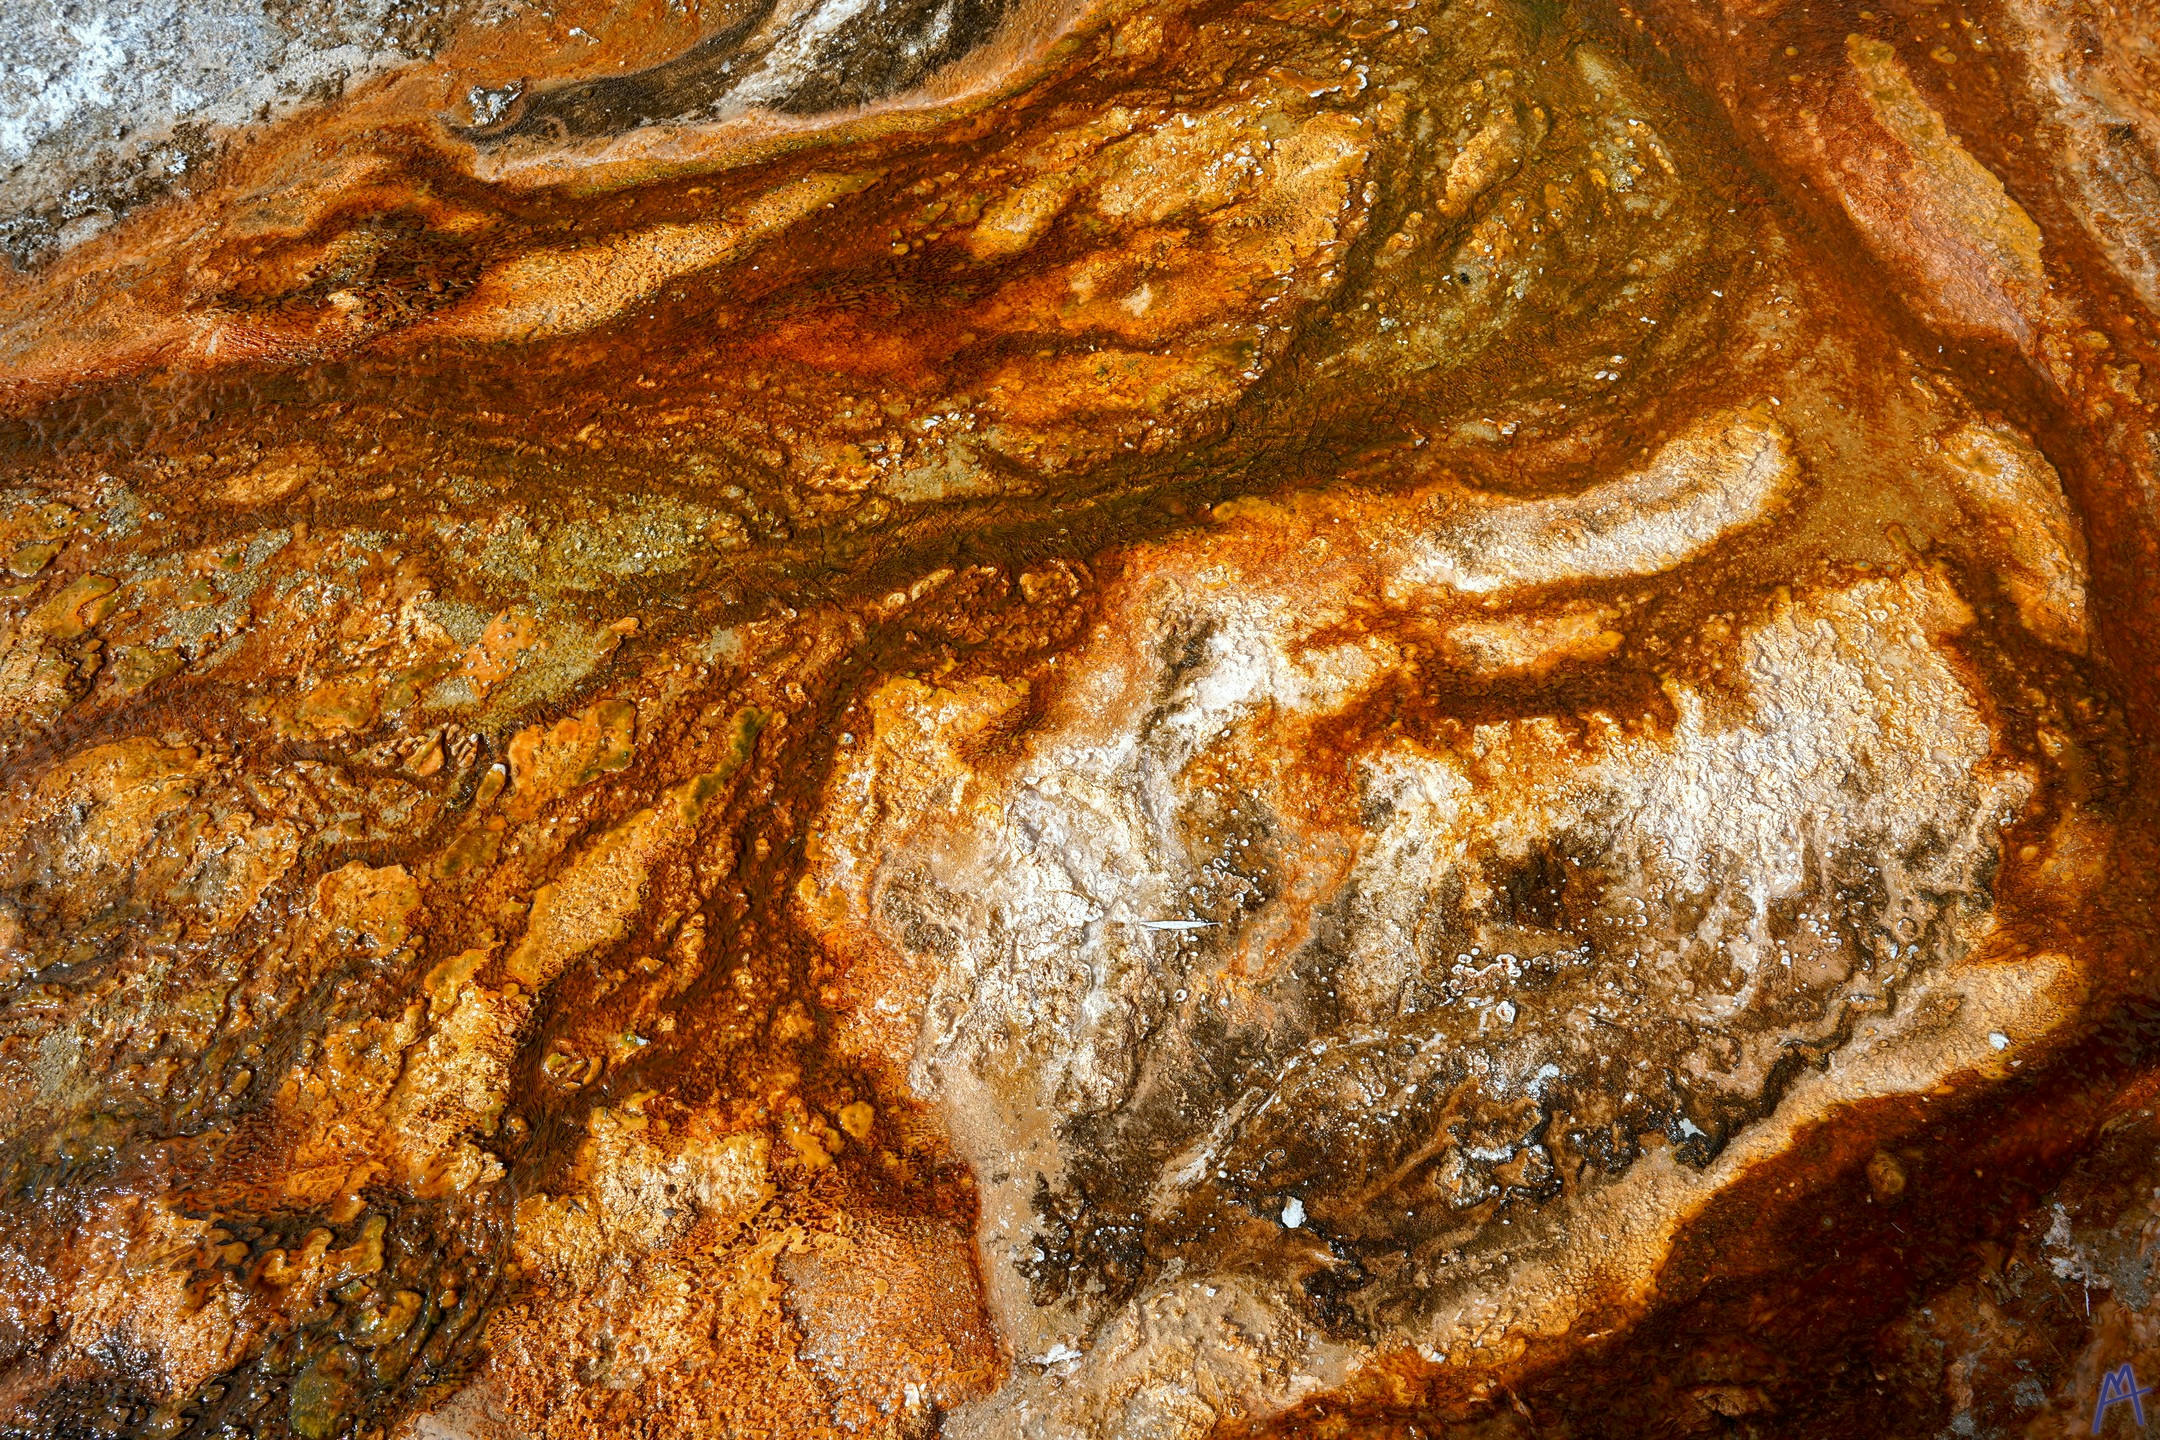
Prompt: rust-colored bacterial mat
<box><xmin>0</xmin><ymin>0</ymin><xmax>2155</xmax><ymax>1435</ymax></box>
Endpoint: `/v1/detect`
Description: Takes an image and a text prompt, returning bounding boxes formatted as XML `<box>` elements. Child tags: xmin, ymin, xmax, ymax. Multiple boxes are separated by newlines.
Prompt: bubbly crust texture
<box><xmin>0</xmin><ymin>0</ymin><xmax>2155</xmax><ymax>1437</ymax></box>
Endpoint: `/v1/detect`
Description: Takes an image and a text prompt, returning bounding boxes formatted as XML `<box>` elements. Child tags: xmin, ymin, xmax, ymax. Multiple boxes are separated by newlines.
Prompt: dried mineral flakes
<box><xmin>1391</xmin><ymin>406</ymin><xmax>1800</xmax><ymax>596</ymax></box>
<box><xmin>0</xmin><ymin>0</ymin><xmax>2154</xmax><ymax>1435</ymax></box>
<box><xmin>802</xmin><ymin>454</ymin><xmax>2062</xmax><ymax>1438</ymax></box>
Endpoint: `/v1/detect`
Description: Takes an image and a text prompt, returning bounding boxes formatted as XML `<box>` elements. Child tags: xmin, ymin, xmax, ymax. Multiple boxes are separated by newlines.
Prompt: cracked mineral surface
<box><xmin>0</xmin><ymin>0</ymin><xmax>2155</xmax><ymax>1436</ymax></box>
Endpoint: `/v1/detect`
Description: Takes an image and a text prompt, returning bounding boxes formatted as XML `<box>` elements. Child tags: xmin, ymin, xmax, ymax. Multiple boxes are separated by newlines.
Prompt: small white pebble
<box><xmin>1989</xmin><ymin>1031</ymin><xmax>2011</xmax><ymax>1050</ymax></box>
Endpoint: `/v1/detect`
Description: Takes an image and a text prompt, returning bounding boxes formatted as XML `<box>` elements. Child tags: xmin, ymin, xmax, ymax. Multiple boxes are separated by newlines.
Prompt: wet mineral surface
<box><xmin>0</xmin><ymin>0</ymin><xmax>2155</xmax><ymax>1436</ymax></box>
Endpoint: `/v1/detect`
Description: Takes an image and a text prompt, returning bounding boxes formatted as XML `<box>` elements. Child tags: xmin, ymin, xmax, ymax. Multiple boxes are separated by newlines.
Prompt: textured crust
<box><xmin>0</xmin><ymin>0</ymin><xmax>2154</xmax><ymax>1436</ymax></box>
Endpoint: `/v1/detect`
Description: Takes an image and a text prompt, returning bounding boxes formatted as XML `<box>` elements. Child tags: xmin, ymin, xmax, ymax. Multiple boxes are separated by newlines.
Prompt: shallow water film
<box><xmin>0</xmin><ymin>0</ymin><xmax>2157</xmax><ymax>1435</ymax></box>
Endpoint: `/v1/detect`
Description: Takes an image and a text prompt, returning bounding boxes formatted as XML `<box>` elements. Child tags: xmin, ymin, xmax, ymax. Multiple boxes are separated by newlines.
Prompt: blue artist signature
<box><xmin>2095</xmin><ymin>1363</ymin><xmax>2153</xmax><ymax>1434</ymax></box>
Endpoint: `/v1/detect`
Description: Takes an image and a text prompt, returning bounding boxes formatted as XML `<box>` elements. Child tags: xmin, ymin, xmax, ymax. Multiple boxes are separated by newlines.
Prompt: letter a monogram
<box><xmin>2094</xmin><ymin>1363</ymin><xmax>2152</xmax><ymax>1434</ymax></box>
